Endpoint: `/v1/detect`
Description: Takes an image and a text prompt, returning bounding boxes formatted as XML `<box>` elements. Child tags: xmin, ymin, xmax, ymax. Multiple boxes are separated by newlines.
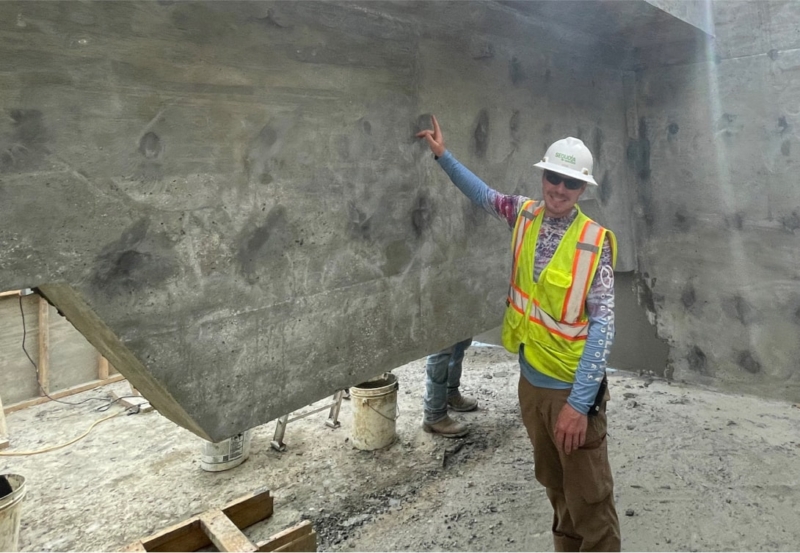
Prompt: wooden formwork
<box><xmin>123</xmin><ymin>490</ymin><xmax>316</xmax><ymax>552</ymax></box>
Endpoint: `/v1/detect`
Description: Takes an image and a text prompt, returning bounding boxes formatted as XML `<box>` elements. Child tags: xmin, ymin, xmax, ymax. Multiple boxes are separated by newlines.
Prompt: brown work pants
<box><xmin>518</xmin><ymin>376</ymin><xmax>621</xmax><ymax>552</ymax></box>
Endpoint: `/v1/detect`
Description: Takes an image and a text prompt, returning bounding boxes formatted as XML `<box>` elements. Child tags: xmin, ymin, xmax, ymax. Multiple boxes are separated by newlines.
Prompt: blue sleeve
<box><xmin>567</xmin><ymin>238</ymin><xmax>615</xmax><ymax>415</ymax></box>
<box><xmin>436</xmin><ymin>150</ymin><xmax>493</xmax><ymax>209</ymax></box>
<box><xmin>435</xmin><ymin>150</ymin><xmax>528</xmax><ymax>229</ymax></box>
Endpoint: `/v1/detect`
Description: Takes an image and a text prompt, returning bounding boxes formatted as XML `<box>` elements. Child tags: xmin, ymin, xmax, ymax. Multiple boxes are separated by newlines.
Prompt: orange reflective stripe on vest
<box><xmin>561</xmin><ymin>220</ymin><xmax>604</xmax><ymax>323</ymax></box>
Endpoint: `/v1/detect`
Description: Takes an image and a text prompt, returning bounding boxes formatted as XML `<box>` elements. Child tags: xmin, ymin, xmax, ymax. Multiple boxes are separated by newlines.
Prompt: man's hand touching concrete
<box><xmin>416</xmin><ymin>115</ymin><xmax>446</xmax><ymax>157</ymax></box>
<box><xmin>555</xmin><ymin>403</ymin><xmax>588</xmax><ymax>455</ymax></box>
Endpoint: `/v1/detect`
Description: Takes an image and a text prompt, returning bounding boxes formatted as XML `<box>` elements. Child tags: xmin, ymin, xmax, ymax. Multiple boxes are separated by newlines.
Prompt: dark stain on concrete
<box><xmin>730</xmin><ymin>211</ymin><xmax>745</xmax><ymax>230</ymax></box>
<box><xmin>681</xmin><ymin>282</ymin><xmax>696</xmax><ymax>309</ymax></box>
<box><xmin>781</xmin><ymin>210</ymin><xmax>800</xmax><ymax>233</ymax></box>
<box><xmin>360</xmin><ymin>119</ymin><xmax>372</xmax><ymax>135</ymax></box>
<box><xmin>768</xmin><ymin>49</ymin><xmax>780</xmax><ymax>61</ymax></box>
<box><xmin>246</xmin><ymin>120</ymin><xmax>283</xmax><ymax>183</ymax></box>
<box><xmin>1</xmin><ymin>109</ymin><xmax>50</xmax><ymax>173</ymax></box>
<box><xmin>238</xmin><ymin>206</ymin><xmax>290</xmax><ymax>279</ymax></box>
<box><xmin>383</xmin><ymin>240</ymin><xmax>412</xmax><ymax>277</ymax></box>
<box><xmin>593</xmin><ymin>127</ymin><xmax>603</xmax><ymax>162</ymax></box>
<box><xmin>737</xmin><ymin>350</ymin><xmax>761</xmax><ymax>374</ymax></box>
<box><xmin>674</xmin><ymin>207</ymin><xmax>691</xmax><ymax>231</ymax></box>
<box><xmin>509</xmin><ymin>110</ymin><xmax>521</xmax><ymax>148</ymax></box>
<box><xmin>598</xmin><ymin>172</ymin><xmax>611</xmax><ymax>205</ymax></box>
<box><xmin>92</xmin><ymin>218</ymin><xmax>176</xmax><ymax>295</ymax></box>
<box><xmin>793</xmin><ymin>305</ymin><xmax>800</xmax><ymax>326</ymax></box>
<box><xmin>472</xmin><ymin>109</ymin><xmax>490</xmax><ymax>159</ymax></box>
<box><xmin>722</xmin><ymin>294</ymin><xmax>757</xmax><ymax>326</ymax></box>
<box><xmin>778</xmin><ymin>115</ymin><xmax>790</xmax><ymax>134</ymax></box>
<box><xmin>781</xmin><ymin>139</ymin><xmax>791</xmax><ymax>156</ymax></box>
<box><xmin>628</xmin><ymin>118</ymin><xmax>653</xmax><ymax>227</ymax></box>
<box><xmin>509</xmin><ymin>56</ymin><xmax>525</xmax><ymax>86</ymax></box>
<box><xmin>687</xmin><ymin>345</ymin><xmax>708</xmax><ymax>374</ymax></box>
<box><xmin>668</xmin><ymin>123</ymin><xmax>679</xmax><ymax>135</ymax></box>
<box><xmin>634</xmin><ymin>272</ymin><xmax>656</xmax><ymax>314</ymax></box>
<box><xmin>717</xmin><ymin>112</ymin><xmax>742</xmax><ymax>140</ymax></box>
<box><xmin>139</xmin><ymin>131</ymin><xmax>162</xmax><ymax>159</ymax></box>
<box><xmin>347</xmin><ymin>203</ymin><xmax>372</xmax><ymax>241</ymax></box>
<box><xmin>411</xmin><ymin>194</ymin><xmax>433</xmax><ymax>237</ymax></box>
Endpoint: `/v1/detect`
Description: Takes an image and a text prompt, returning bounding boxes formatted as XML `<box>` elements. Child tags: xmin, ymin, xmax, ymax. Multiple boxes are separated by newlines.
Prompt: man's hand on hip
<box><xmin>555</xmin><ymin>403</ymin><xmax>588</xmax><ymax>455</ymax></box>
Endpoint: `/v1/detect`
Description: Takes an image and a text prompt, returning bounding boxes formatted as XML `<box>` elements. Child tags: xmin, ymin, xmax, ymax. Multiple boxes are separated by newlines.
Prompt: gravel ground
<box><xmin>2</xmin><ymin>344</ymin><xmax>799</xmax><ymax>551</ymax></box>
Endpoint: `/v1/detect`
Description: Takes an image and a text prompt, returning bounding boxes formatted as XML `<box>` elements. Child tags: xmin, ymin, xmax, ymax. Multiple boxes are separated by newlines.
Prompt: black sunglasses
<box><xmin>544</xmin><ymin>170</ymin><xmax>584</xmax><ymax>191</ymax></box>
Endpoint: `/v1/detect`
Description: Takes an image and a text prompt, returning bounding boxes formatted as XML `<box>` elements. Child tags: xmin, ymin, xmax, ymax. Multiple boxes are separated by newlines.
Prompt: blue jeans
<box><xmin>423</xmin><ymin>337</ymin><xmax>472</xmax><ymax>424</ymax></box>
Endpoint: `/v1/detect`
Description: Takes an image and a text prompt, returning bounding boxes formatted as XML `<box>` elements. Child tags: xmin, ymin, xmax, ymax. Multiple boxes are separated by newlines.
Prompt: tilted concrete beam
<box><xmin>0</xmin><ymin>0</ymin><xmax>699</xmax><ymax>440</ymax></box>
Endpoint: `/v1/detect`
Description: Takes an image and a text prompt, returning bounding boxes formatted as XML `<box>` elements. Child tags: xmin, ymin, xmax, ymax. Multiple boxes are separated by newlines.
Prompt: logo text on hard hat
<box><xmin>555</xmin><ymin>152</ymin><xmax>576</xmax><ymax>164</ymax></box>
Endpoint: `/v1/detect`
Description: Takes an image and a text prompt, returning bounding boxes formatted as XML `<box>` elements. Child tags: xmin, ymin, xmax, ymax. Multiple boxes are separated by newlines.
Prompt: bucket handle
<box><xmin>362</xmin><ymin>398</ymin><xmax>400</xmax><ymax>422</ymax></box>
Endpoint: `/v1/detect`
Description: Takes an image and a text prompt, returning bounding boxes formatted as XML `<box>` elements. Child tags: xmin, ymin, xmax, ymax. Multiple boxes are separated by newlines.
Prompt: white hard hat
<box><xmin>533</xmin><ymin>137</ymin><xmax>597</xmax><ymax>186</ymax></box>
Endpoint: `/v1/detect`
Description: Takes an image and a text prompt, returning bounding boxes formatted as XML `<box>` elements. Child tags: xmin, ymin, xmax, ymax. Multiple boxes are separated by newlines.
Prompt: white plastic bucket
<box><xmin>0</xmin><ymin>474</ymin><xmax>26</xmax><ymax>552</ymax></box>
<box><xmin>350</xmin><ymin>373</ymin><xmax>398</xmax><ymax>451</ymax></box>
<box><xmin>200</xmin><ymin>430</ymin><xmax>252</xmax><ymax>472</ymax></box>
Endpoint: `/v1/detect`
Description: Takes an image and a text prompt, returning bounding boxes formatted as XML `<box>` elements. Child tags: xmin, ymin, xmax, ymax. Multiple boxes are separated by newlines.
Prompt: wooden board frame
<box><xmin>3</xmin><ymin>374</ymin><xmax>125</xmax><ymax>415</ymax></box>
<box><xmin>124</xmin><ymin>490</ymin><xmax>316</xmax><ymax>553</ymax></box>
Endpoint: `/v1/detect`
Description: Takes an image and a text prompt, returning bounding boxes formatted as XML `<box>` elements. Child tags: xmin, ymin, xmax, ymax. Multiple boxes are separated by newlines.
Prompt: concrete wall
<box><xmin>0</xmin><ymin>1</ymin><xmax>643</xmax><ymax>440</ymax></box>
<box><xmin>633</xmin><ymin>1</ymin><xmax>800</xmax><ymax>401</ymax></box>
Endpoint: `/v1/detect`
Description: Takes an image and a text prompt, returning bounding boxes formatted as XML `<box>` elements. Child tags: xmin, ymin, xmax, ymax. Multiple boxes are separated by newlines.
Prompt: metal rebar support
<box><xmin>270</xmin><ymin>390</ymin><xmax>345</xmax><ymax>452</ymax></box>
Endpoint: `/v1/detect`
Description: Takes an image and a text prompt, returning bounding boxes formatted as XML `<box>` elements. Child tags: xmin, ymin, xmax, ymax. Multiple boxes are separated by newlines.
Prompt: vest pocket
<box><xmin>545</xmin><ymin>268</ymin><xmax>573</xmax><ymax>288</ymax></box>
<box><xmin>538</xmin><ymin>269</ymin><xmax>573</xmax><ymax>318</ymax></box>
<box><xmin>501</xmin><ymin>304</ymin><xmax>525</xmax><ymax>353</ymax></box>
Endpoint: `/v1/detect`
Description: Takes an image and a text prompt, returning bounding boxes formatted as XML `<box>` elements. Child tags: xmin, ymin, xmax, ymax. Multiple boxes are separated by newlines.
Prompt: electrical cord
<box><xmin>0</xmin><ymin>410</ymin><xmax>124</xmax><ymax>456</ymax></box>
<box><xmin>18</xmin><ymin>295</ymin><xmax>111</xmax><ymax>408</ymax></box>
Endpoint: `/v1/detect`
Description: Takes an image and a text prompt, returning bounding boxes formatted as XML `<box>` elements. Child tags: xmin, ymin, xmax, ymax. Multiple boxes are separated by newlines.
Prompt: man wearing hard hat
<box><xmin>418</xmin><ymin>116</ymin><xmax>620</xmax><ymax>552</ymax></box>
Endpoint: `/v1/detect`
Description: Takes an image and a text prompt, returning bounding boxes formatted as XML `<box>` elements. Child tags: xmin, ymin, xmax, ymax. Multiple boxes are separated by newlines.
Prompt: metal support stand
<box><xmin>270</xmin><ymin>390</ymin><xmax>345</xmax><ymax>452</ymax></box>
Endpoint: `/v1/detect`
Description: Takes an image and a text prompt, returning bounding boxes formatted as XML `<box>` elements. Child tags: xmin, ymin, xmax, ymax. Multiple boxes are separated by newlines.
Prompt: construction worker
<box><xmin>417</xmin><ymin>115</ymin><xmax>620</xmax><ymax>552</ymax></box>
<box><xmin>422</xmin><ymin>337</ymin><xmax>477</xmax><ymax>438</ymax></box>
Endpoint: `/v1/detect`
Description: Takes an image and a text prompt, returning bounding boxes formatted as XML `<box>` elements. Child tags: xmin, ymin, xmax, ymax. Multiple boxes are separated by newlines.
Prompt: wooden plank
<box><xmin>273</xmin><ymin>532</ymin><xmax>317</xmax><ymax>553</ymax></box>
<box><xmin>98</xmin><ymin>353</ymin><xmax>109</xmax><ymax>381</ymax></box>
<box><xmin>222</xmin><ymin>489</ymin><xmax>274</xmax><ymax>530</ymax></box>
<box><xmin>37</xmin><ymin>295</ymin><xmax>50</xmax><ymax>395</ymax></box>
<box><xmin>199</xmin><ymin>509</ymin><xmax>257</xmax><ymax>552</ymax></box>
<box><xmin>3</xmin><ymin>374</ymin><xmax>125</xmax><ymax>414</ymax></box>
<box><xmin>142</xmin><ymin>518</ymin><xmax>209</xmax><ymax>552</ymax></box>
<box><xmin>0</xmin><ymin>290</ymin><xmax>20</xmax><ymax>298</ymax></box>
<box><xmin>257</xmin><ymin>521</ymin><xmax>314</xmax><ymax>552</ymax></box>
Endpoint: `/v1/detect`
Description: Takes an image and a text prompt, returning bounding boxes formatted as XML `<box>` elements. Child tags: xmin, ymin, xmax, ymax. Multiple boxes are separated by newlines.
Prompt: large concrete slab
<box><xmin>0</xmin><ymin>1</ymin><xmax>705</xmax><ymax>440</ymax></box>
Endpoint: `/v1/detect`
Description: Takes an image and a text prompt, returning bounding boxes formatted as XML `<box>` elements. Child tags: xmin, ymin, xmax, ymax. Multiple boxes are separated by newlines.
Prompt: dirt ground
<box><xmin>2</xmin><ymin>344</ymin><xmax>800</xmax><ymax>552</ymax></box>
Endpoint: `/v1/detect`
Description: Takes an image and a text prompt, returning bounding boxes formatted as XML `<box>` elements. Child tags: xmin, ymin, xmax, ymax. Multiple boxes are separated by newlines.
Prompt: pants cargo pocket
<box><xmin>565</xmin><ymin>434</ymin><xmax>613</xmax><ymax>504</ymax></box>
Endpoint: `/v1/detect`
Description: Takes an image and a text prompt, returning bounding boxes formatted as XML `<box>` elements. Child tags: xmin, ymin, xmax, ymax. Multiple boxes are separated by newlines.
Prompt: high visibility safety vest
<box><xmin>501</xmin><ymin>200</ymin><xmax>617</xmax><ymax>383</ymax></box>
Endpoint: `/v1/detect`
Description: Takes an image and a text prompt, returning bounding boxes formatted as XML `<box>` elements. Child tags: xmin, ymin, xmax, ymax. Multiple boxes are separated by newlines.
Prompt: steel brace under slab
<box><xmin>270</xmin><ymin>390</ymin><xmax>345</xmax><ymax>452</ymax></box>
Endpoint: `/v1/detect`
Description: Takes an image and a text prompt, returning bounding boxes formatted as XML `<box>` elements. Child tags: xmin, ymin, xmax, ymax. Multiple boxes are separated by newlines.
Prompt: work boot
<box><xmin>447</xmin><ymin>394</ymin><xmax>478</xmax><ymax>412</ymax></box>
<box><xmin>422</xmin><ymin>415</ymin><xmax>469</xmax><ymax>438</ymax></box>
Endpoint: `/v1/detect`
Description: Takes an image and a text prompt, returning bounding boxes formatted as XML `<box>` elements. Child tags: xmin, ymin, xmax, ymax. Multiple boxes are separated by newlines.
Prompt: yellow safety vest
<box><xmin>501</xmin><ymin>200</ymin><xmax>617</xmax><ymax>382</ymax></box>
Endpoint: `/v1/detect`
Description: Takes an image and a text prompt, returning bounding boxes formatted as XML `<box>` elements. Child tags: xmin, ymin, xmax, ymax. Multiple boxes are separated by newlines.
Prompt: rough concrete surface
<box><xmin>2</xmin><ymin>346</ymin><xmax>799</xmax><ymax>552</ymax></box>
<box><xmin>632</xmin><ymin>0</ymin><xmax>800</xmax><ymax>402</ymax></box>
<box><xmin>0</xmin><ymin>0</ymin><xmax>685</xmax><ymax>441</ymax></box>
